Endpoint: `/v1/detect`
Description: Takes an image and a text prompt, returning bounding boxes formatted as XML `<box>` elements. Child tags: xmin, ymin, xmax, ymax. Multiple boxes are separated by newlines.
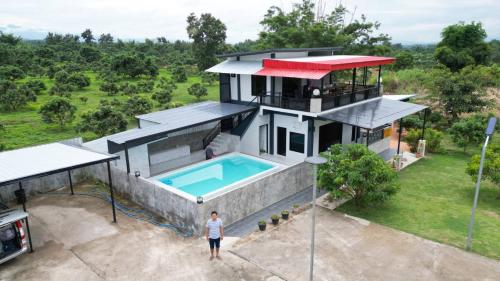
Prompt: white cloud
<box><xmin>0</xmin><ymin>0</ymin><xmax>498</xmax><ymax>44</ymax></box>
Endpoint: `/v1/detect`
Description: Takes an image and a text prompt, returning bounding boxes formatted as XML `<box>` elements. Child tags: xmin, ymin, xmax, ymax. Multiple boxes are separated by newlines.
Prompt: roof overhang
<box><xmin>254</xmin><ymin>67</ymin><xmax>331</xmax><ymax>80</ymax></box>
<box><xmin>318</xmin><ymin>97</ymin><xmax>427</xmax><ymax>130</ymax></box>
<box><xmin>205</xmin><ymin>60</ymin><xmax>262</xmax><ymax>75</ymax></box>
<box><xmin>0</xmin><ymin>143</ymin><xmax>119</xmax><ymax>187</ymax></box>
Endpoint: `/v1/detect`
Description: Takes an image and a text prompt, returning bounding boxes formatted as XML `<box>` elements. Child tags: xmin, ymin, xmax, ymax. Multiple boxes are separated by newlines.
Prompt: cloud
<box><xmin>0</xmin><ymin>0</ymin><xmax>498</xmax><ymax>44</ymax></box>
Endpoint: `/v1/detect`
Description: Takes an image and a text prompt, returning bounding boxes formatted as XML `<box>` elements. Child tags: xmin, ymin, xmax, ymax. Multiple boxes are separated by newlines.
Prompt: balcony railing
<box><xmin>259</xmin><ymin>85</ymin><xmax>379</xmax><ymax>113</ymax></box>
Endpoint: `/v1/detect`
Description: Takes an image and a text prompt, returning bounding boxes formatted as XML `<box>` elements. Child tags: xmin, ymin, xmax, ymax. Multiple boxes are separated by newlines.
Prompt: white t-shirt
<box><xmin>206</xmin><ymin>218</ymin><xmax>223</xmax><ymax>239</ymax></box>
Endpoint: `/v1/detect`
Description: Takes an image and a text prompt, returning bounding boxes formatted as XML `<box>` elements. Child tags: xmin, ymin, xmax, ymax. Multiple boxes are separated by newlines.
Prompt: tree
<box><xmin>98</xmin><ymin>33</ymin><xmax>114</xmax><ymax>45</ymax></box>
<box><xmin>77</xmin><ymin>105</ymin><xmax>127</xmax><ymax>137</ymax></box>
<box><xmin>431</xmin><ymin>68</ymin><xmax>489</xmax><ymax>121</ymax></box>
<box><xmin>80</xmin><ymin>45</ymin><xmax>101</xmax><ymax>63</ymax></box>
<box><xmin>110</xmin><ymin>53</ymin><xmax>158</xmax><ymax>78</ymax></box>
<box><xmin>122</xmin><ymin>96</ymin><xmax>152</xmax><ymax>116</ymax></box>
<box><xmin>186</xmin><ymin>12</ymin><xmax>227</xmax><ymax>70</ymax></box>
<box><xmin>81</xmin><ymin>28</ymin><xmax>95</xmax><ymax>44</ymax></box>
<box><xmin>49</xmin><ymin>83</ymin><xmax>74</xmax><ymax>97</ymax></box>
<box><xmin>100</xmin><ymin>81</ymin><xmax>119</xmax><ymax>96</ymax></box>
<box><xmin>394</xmin><ymin>51</ymin><xmax>414</xmax><ymax>70</ymax></box>
<box><xmin>403</xmin><ymin>128</ymin><xmax>443</xmax><ymax>153</ymax></box>
<box><xmin>466</xmin><ymin>143</ymin><xmax>500</xmax><ymax>187</ymax></box>
<box><xmin>449</xmin><ymin>115</ymin><xmax>487</xmax><ymax>153</ymax></box>
<box><xmin>39</xmin><ymin>97</ymin><xmax>77</xmax><ymax>128</ymax></box>
<box><xmin>201</xmin><ymin>72</ymin><xmax>217</xmax><ymax>85</ymax></box>
<box><xmin>188</xmin><ymin>83</ymin><xmax>208</xmax><ymax>101</ymax></box>
<box><xmin>257</xmin><ymin>0</ymin><xmax>390</xmax><ymax>54</ymax></box>
<box><xmin>171</xmin><ymin>65</ymin><xmax>187</xmax><ymax>82</ymax></box>
<box><xmin>25</xmin><ymin>80</ymin><xmax>46</xmax><ymax>95</ymax></box>
<box><xmin>120</xmin><ymin>82</ymin><xmax>140</xmax><ymax>95</ymax></box>
<box><xmin>0</xmin><ymin>80</ymin><xmax>36</xmax><ymax>111</ymax></box>
<box><xmin>0</xmin><ymin>65</ymin><xmax>25</xmax><ymax>80</ymax></box>
<box><xmin>152</xmin><ymin>88</ymin><xmax>173</xmax><ymax>105</ymax></box>
<box><xmin>318</xmin><ymin>144</ymin><xmax>398</xmax><ymax>205</ymax></box>
<box><xmin>434</xmin><ymin>22</ymin><xmax>490</xmax><ymax>71</ymax></box>
<box><xmin>67</xmin><ymin>72</ymin><xmax>91</xmax><ymax>89</ymax></box>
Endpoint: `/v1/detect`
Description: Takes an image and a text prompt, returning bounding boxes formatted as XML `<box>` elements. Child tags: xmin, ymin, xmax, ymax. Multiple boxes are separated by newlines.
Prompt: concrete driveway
<box><xmin>231</xmin><ymin>207</ymin><xmax>500</xmax><ymax>281</ymax></box>
<box><xmin>1</xmin><ymin>184</ymin><xmax>499</xmax><ymax>281</ymax></box>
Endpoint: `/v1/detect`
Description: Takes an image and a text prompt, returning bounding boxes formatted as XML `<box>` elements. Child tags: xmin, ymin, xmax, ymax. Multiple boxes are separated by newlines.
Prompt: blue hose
<box><xmin>42</xmin><ymin>187</ymin><xmax>193</xmax><ymax>237</ymax></box>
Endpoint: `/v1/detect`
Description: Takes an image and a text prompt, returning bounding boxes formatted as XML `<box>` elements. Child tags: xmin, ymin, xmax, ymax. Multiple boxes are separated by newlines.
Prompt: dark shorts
<box><xmin>209</xmin><ymin>238</ymin><xmax>220</xmax><ymax>249</ymax></box>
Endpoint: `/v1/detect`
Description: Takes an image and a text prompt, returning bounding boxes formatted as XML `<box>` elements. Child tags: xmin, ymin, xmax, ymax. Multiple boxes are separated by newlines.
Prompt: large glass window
<box><xmin>251</xmin><ymin>75</ymin><xmax>267</xmax><ymax>96</ymax></box>
<box><xmin>289</xmin><ymin>132</ymin><xmax>305</xmax><ymax>153</ymax></box>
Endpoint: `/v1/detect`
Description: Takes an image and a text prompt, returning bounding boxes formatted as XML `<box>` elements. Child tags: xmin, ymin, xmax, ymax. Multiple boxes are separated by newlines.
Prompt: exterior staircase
<box><xmin>206</xmin><ymin>132</ymin><xmax>239</xmax><ymax>155</ymax></box>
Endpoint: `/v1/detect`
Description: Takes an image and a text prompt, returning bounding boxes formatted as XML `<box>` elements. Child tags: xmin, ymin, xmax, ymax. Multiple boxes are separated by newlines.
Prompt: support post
<box><xmin>307</xmin><ymin>119</ymin><xmax>314</xmax><ymax>157</ymax></box>
<box><xmin>269</xmin><ymin>113</ymin><xmax>274</xmax><ymax>155</ymax></box>
<box><xmin>107</xmin><ymin>161</ymin><xmax>117</xmax><ymax>223</ymax></box>
<box><xmin>68</xmin><ymin>170</ymin><xmax>74</xmax><ymax>195</ymax></box>
<box><xmin>351</xmin><ymin>68</ymin><xmax>357</xmax><ymax>102</ymax></box>
<box><xmin>376</xmin><ymin>65</ymin><xmax>382</xmax><ymax>96</ymax></box>
<box><xmin>421</xmin><ymin>109</ymin><xmax>428</xmax><ymax>140</ymax></box>
<box><xmin>397</xmin><ymin>118</ymin><xmax>403</xmax><ymax>155</ymax></box>
<box><xmin>18</xmin><ymin>182</ymin><xmax>33</xmax><ymax>252</ymax></box>
<box><xmin>366</xmin><ymin>129</ymin><xmax>370</xmax><ymax>147</ymax></box>
<box><xmin>309</xmin><ymin>164</ymin><xmax>318</xmax><ymax>281</ymax></box>
<box><xmin>124</xmin><ymin>142</ymin><xmax>130</xmax><ymax>174</ymax></box>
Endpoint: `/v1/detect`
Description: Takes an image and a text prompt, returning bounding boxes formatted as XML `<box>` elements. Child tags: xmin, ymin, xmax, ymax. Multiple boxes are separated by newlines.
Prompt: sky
<box><xmin>0</xmin><ymin>0</ymin><xmax>499</xmax><ymax>44</ymax></box>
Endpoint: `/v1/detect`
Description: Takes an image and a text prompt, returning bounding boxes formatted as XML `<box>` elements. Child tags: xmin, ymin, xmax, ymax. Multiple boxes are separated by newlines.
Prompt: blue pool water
<box><xmin>158</xmin><ymin>155</ymin><xmax>275</xmax><ymax>197</ymax></box>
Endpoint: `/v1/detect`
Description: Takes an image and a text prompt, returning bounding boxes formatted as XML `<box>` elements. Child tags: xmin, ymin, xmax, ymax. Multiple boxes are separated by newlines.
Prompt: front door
<box><xmin>277</xmin><ymin>127</ymin><xmax>286</xmax><ymax>156</ymax></box>
<box><xmin>319</xmin><ymin>122</ymin><xmax>343</xmax><ymax>152</ymax></box>
<box><xmin>219</xmin><ymin>74</ymin><xmax>231</xmax><ymax>102</ymax></box>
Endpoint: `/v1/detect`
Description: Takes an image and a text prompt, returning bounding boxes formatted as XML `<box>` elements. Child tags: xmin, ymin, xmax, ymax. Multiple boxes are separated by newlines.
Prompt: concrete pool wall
<box><xmin>85</xmin><ymin>160</ymin><xmax>313</xmax><ymax>235</ymax></box>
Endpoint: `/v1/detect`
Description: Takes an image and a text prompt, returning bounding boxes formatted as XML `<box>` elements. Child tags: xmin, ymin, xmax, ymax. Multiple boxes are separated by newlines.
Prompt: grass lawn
<box><xmin>0</xmin><ymin>69</ymin><xmax>219</xmax><ymax>150</ymax></box>
<box><xmin>337</xmin><ymin>138</ymin><xmax>500</xmax><ymax>260</ymax></box>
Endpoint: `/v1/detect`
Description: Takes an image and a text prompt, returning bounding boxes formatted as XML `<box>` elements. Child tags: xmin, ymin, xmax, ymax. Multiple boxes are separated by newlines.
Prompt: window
<box><xmin>251</xmin><ymin>75</ymin><xmax>267</xmax><ymax>96</ymax></box>
<box><xmin>289</xmin><ymin>132</ymin><xmax>305</xmax><ymax>153</ymax></box>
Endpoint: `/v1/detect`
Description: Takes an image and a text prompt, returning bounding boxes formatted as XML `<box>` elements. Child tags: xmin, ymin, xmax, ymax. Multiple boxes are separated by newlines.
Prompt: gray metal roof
<box><xmin>205</xmin><ymin>60</ymin><xmax>263</xmax><ymax>75</ymax></box>
<box><xmin>111</xmin><ymin>101</ymin><xmax>257</xmax><ymax>146</ymax></box>
<box><xmin>318</xmin><ymin>97</ymin><xmax>428</xmax><ymax>129</ymax></box>
<box><xmin>217</xmin><ymin>47</ymin><xmax>342</xmax><ymax>58</ymax></box>
<box><xmin>0</xmin><ymin>143</ymin><xmax>118</xmax><ymax>186</ymax></box>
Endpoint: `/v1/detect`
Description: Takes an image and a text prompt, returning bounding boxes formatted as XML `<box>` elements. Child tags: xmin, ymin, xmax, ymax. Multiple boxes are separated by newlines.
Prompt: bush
<box><xmin>171</xmin><ymin>65</ymin><xmax>187</xmax><ymax>82</ymax></box>
<box><xmin>99</xmin><ymin>81</ymin><xmax>119</xmax><ymax>96</ymax></box>
<box><xmin>0</xmin><ymin>80</ymin><xmax>37</xmax><ymax>111</ymax></box>
<box><xmin>122</xmin><ymin>96</ymin><xmax>152</xmax><ymax>117</ymax></box>
<box><xmin>188</xmin><ymin>83</ymin><xmax>208</xmax><ymax>101</ymax></box>
<box><xmin>39</xmin><ymin>97</ymin><xmax>77</xmax><ymax>128</ymax></box>
<box><xmin>0</xmin><ymin>65</ymin><xmax>25</xmax><ymax>80</ymax></box>
<box><xmin>319</xmin><ymin>144</ymin><xmax>399</xmax><ymax>206</ymax></box>
<box><xmin>76</xmin><ymin>105</ymin><xmax>127</xmax><ymax>137</ymax></box>
<box><xmin>403</xmin><ymin>128</ymin><xmax>443</xmax><ymax>153</ymax></box>
<box><xmin>449</xmin><ymin>115</ymin><xmax>487</xmax><ymax>153</ymax></box>
<box><xmin>25</xmin><ymin>80</ymin><xmax>46</xmax><ymax>95</ymax></box>
<box><xmin>152</xmin><ymin>88</ymin><xmax>172</xmax><ymax>104</ymax></box>
<box><xmin>120</xmin><ymin>82</ymin><xmax>140</xmax><ymax>95</ymax></box>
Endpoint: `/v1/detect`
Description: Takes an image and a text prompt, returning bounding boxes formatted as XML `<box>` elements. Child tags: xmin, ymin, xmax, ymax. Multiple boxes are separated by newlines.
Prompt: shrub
<box><xmin>403</xmin><ymin>128</ymin><xmax>443</xmax><ymax>153</ymax></box>
<box><xmin>188</xmin><ymin>83</ymin><xmax>208</xmax><ymax>101</ymax></box>
<box><xmin>449</xmin><ymin>115</ymin><xmax>488</xmax><ymax>153</ymax></box>
<box><xmin>152</xmin><ymin>88</ymin><xmax>172</xmax><ymax>104</ymax></box>
<box><xmin>99</xmin><ymin>81</ymin><xmax>119</xmax><ymax>96</ymax></box>
<box><xmin>76</xmin><ymin>105</ymin><xmax>127</xmax><ymax>137</ymax></box>
<box><xmin>25</xmin><ymin>80</ymin><xmax>46</xmax><ymax>95</ymax></box>
<box><xmin>171</xmin><ymin>65</ymin><xmax>187</xmax><ymax>82</ymax></box>
<box><xmin>0</xmin><ymin>80</ymin><xmax>37</xmax><ymax>111</ymax></box>
<box><xmin>120</xmin><ymin>82</ymin><xmax>140</xmax><ymax>95</ymax></box>
<box><xmin>270</xmin><ymin>214</ymin><xmax>280</xmax><ymax>220</ymax></box>
<box><xmin>319</xmin><ymin>144</ymin><xmax>399</xmax><ymax>206</ymax></box>
<box><xmin>39</xmin><ymin>97</ymin><xmax>77</xmax><ymax>128</ymax></box>
<box><xmin>122</xmin><ymin>96</ymin><xmax>152</xmax><ymax>117</ymax></box>
<box><xmin>0</xmin><ymin>65</ymin><xmax>25</xmax><ymax>80</ymax></box>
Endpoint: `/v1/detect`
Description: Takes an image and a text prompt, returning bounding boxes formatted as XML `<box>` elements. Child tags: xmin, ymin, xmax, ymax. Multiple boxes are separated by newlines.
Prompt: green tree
<box><xmin>449</xmin><ymin>115</ymin><xmax>487</xmax><ymax>153</ymax></box>
<box><xmin>403</xmin><ymin>128</ymin><xmax>443</xmax><ymax>153</ymax></box>
<box><xmin>100</xmin><ymin>81</ymin><xmax>119</xmax><ymax>96</ymax></box>
<box><xmin>98</xmin><ymin>33</ymin><xmax>114</xmax><ymax>45</ymax></box>
<box><xmin>188</xmin><ymin>83</ymin><xmax>208</xmax><ymax>101</ymax></box>
<box><xmin>0</xmin><ymin>80</ymin><xmax>36</xmax><ymax>111</ymax></box>
<box><xmin>431</xmin><ymin>68</ymin><xmax>489</xmax><ymax>121</ymax></box>
<box><xmin>77</xmin><ymin>105</ymin><xmax>127</xmax><ymax>137</ymax></box>
<box><xmin>257</xmin><ymin>0</ymin><xmax>390</xmax><ymax>54</ymax></box>
<box><xmin>435</xmin><ymin>22</ymin><xmax>490</xmax><ymax>71</ymax></box>
<box><xmin>80</xmin><ymin>45</ymin><xmax>101</xmax><ymax>63</ymax></box>
<box><xmin>25</xmin><ymin>80</ymin><xmax>46</xmax><ymax>95</ymax></box>
<box><xmin>49</xmin><ymin>83</ymin><xmax>74</xmax><ymax>97</ymax></box>
<box><xmin>81</xmin><ymin>28</ymin><xmax>95</xmax><ymax>44</ymax></box>
<box><xmin>394</xmin><ymin>51</ymin><xmax>414</xmax><ymax>70</ymax></box>
<box><xmin>122</xmin><ymin>96</ymin><xmax>152</xmax><ymax>117</ymax></box>
<box><xmin>152</xmin><ymin>88</ymin><xmax>173</xmax><ymax>105</ymax></box>
<box><xmin>39</xmin><ymin>97</ymin><xmax>77</xmax><ymax>128</ymax></box>
<box><xmin>0</xmin><ymin>65</ymin><xmax>25</xmax><ymax>80</ymax></box>
<box><xmin>318</xmin><ymin>144</ymin><xmax>398</xmax><ymax>205</ymax></box>
<box><xmin>120</xmin><ymin>82</ymin><xmax>140</xmax><ymax>95</ymax></box>
<box><xmin>171</xmin><ymin>65</ymin><xmax>187</xmax><ymax>82</ymax></box>
<box><xmin>67</xmin><ymin>72</ymin><xmax>91</xmax><ymax>89</ymax></box>
<box><xmin>110</xmin><ymin>53</ymin><xmax>158</xmax><ymax>78</ymax></box>
<box><xmin>186</xmin><ymin>12</ymin><xmax>227</xmax><ymax>70</ymax></box>
<box><xmin>201</xmin><ymin>72</ymin><xmax>217</xmax><ymax>85</ymax></box>
<box><xmin>466</xmin><ymin>143</ymin><xmax>500</xmax><ymax>186</ymax></box>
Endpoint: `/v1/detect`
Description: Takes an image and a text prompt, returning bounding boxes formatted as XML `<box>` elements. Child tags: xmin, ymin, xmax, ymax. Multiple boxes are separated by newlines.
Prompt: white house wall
<box><xmin>273</xmin><ymin>114</ymin><xmax>308</xmax><ymax>162</ymax></box>
<box><xmin>239</xmin><ymin>114</ymin><xmax>270</xmax><ymax>156</ymax></box>
<box><xmin>240</xmin><ymin>74</ymin><xmax>252</xmax><ymax>102</ymax></box>
<box><xmin>230</xmin><ymin>75</ymin><xmax>238</xmax><ymax>100</ymax></box>
<box><xmin>113</xmin><ymin>143</ymin><xmax>151</xmax><ymax>178</ymax></box>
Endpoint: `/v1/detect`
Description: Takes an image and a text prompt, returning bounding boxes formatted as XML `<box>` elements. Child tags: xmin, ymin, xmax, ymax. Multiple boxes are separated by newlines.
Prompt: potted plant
<box><xmin>258</xmin><ymin>220</ymin><xmax>267</xmax><ymax>231</ymax></box>
<box><xmin>281</xmin><ymin>210</ymin><xmax>289</xmax><ymax>220</ymax></box>
<box><xmin>292</xmin><ymin>204</ymin><xmax>300</xmax><ymax>214</ymax></box>
<box><xmin>271</xmin><ymin>214</ymin><xmax>280</xmax><ymax>225</ymax></box>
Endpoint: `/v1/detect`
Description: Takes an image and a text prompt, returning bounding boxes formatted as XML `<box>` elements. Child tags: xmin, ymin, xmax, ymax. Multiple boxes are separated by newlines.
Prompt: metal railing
<box><xmin>202</xmin><ymin>121</ymin><xmax>221</xmax><ymax>149</ymax></box>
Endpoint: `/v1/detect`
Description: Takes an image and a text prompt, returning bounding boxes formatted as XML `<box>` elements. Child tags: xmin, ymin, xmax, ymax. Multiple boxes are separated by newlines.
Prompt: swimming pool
<box><xmin>154</xmin><ymin>154</ymin><xmax>277</xmax><ymax>198</ymax></box>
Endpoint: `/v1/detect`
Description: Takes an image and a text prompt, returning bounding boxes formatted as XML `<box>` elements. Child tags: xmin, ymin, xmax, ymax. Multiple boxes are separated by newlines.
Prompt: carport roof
<box><xmin>0</xmin><ymin>143</ymin><xmax>118</xmax><ymax>186</ymax></box>
<box><xmin>108</xmin><ymin>101</ymin><xmax>257</xmax><ymax>151</ymax></box>
<box><xmin>318</xmin><ymin>97</ymin><xmax>428</xmax><ymax>130</ymax></box>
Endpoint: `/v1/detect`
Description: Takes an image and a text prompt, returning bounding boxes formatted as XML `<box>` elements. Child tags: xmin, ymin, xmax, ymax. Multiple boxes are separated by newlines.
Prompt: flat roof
<box><xmin>108</xmin><ymin>101</ymin><xmax>257</xmax><ymax>151</ymax></box>
<box><xmin>260</xmin><ymin>55</ymin><xmax>395</xmax><ymax>72</ymax></box>
<box><xmin>318</xmin><ymin>97</ymin><xmax>427</xmax><ymax>130</ymax></box>
<box><xmin>205</xmin><ymin>60</ymin><xmax>262</xmax><ymax>75</ymax></box>
<box><xmin>217</xmin><ymin>47</ymin><xmax>341</xmax><ymax>58</ymax></box>
<box><xmin>0</xmin><ymin>143</ymin><xmax>118</xmax><ymax>186</ymax></box>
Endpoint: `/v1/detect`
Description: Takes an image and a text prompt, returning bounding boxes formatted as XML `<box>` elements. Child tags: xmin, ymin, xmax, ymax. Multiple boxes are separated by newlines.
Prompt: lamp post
<box><xmin>466</xmin><ymin>117</ymin><xmax>496</xmax><ymax>251</ymax></box>
<box><xmin>305</xmin><ymin>156</ymin><xmax>327</xmax><ymax>281</ymax></box>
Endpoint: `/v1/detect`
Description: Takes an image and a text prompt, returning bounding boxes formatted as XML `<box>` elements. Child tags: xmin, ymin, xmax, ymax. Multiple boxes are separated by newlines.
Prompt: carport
<box><xmin>0</xmin><ymin>142</ymin><xmax>119</xmax><ymax>252</ymax></box>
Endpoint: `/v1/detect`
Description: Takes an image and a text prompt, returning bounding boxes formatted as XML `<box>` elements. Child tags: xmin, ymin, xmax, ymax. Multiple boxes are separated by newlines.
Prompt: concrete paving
<box><xmin>0</xmin><ymin>185</ymin><xmax>278</xmax><ymax>281</ymax></box>
<box><xmin>2</xmin><ymin>183</ymin><xmax>500</xmax><ymax>281</ymax></box>
<box><xmin>230</xmin><ymin>207</ymin><xmax>500</xmax><ymax>281</ymax></box>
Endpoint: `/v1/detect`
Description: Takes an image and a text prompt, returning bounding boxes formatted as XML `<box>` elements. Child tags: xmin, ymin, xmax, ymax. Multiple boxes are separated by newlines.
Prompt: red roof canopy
<box><xmin>255</xmin><ymin>55</ymin><xmax>395</xmax><ymax>80</ymax></box>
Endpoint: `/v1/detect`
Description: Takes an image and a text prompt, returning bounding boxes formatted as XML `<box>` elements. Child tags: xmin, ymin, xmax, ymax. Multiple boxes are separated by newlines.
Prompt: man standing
<box><xmin>205</xmin><ymin>211</ymin><xmax>224</xmax><ymax>260</ymax></box>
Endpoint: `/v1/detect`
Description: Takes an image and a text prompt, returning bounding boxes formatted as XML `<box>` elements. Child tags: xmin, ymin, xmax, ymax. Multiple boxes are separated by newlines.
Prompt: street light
<box><xmin>466</xmin><ymin>117</ymin><xmax>496</xmax><ymax>251</ymax></box>
<box><xmin>305</xmin><ymin>156</ymin><xmax>327</xmax><ymax>281</ymax></box>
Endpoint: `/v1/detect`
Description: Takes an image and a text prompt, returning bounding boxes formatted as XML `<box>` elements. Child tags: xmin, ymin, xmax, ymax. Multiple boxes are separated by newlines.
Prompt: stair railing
<box><xmin>202</xmin><ymin>121</ymin><xmax>221</xmax><ymax>149</ymax></box>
